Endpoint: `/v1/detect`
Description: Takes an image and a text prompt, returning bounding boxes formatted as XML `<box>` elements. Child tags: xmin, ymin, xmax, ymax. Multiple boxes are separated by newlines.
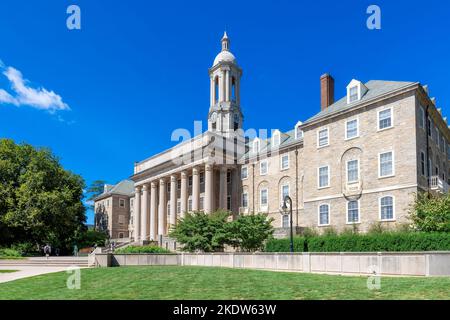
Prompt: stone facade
<box><xmin>94</xmin><ymin>33</ymin><xmax>450</xmax><ymax>242</ymax></box>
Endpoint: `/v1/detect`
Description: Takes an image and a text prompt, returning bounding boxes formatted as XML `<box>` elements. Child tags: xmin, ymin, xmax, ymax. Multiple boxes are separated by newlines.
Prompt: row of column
<box><xmin>133</xmin><ymin>163</ymin><xmax>228</xmax><ymax>242</ymax></box>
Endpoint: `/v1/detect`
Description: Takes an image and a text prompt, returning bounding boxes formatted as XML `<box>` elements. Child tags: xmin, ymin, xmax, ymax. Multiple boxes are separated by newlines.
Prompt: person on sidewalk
<box><xmin>43</xmin><ymin>244</ymin><xmax>51</xmax><ymax>259</ymax></box>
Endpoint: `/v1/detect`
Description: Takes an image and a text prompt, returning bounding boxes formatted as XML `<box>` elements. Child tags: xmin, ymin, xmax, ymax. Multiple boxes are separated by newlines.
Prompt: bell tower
<box><xmin>208</xmin><ymin>32</ymin><xmax>243</xmax><ymax>136</ymax></box>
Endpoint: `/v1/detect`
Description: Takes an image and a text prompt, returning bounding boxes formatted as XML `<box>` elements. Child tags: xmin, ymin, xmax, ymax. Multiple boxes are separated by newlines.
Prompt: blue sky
<box><xmin>1</xmin><ymin>0</ymin><xmax>449</xmax><ymax>224</ymax></box>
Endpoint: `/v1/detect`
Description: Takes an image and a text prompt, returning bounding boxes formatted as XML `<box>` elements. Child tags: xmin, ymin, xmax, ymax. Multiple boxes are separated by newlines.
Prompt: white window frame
<box><xmin>379</xmin><ymin>195</ymin><xmax>396</xmax><ymax>221</ymax></box>
<box><xmin>253</xmin><ymin>138</ymin><xmax>260</xmax><ymax>153</ymax></box>
<box><xmin>346</xmin><ymin>200</ymin><xmax>361</xmax><ymax>224</ymax></box>
<box><xmin>119</xmin><ymin>198</ymin><xmax>125</xmax><ymax>208</ymax></box>
<box><xmin>242</xmin><ymin>192</ymin><xmax>248</xmax><ymax>209</ymax></box>
<box><xmin>281</xmin><ymin>213</ymin><xmax>290</xmax><ymax>228</ymax></box>
<box><xmin>317</xmin><ymin>165</ymin><xmax>330</xmax><ymax>189</ymax></box>
<box><xmin>260</xmin><ymin>188</ymin><xmax>268</xmax><ymax>212</ymax></box>
<box><xmin>348</xmin><ymin>86</ymin><xmax>359</xmax><ymax>103</ymax></box>
<box><xmin>272</xmin><ymin>130</ymin><xmax>281</xmax><ymax>148</ymax></box>
<box><xmin>317</xmin><ymin>127</ymin><xmax>329</xmax><ymax>148</ymax></box>
<box><xmin>345</xmin><ymin>118</ymin><xmax>359</xmax><ymax>140</ymax></box>
<box><xmin>241</xmin><ymin>166</ymin><xmax>248</xmax><ymax>180</ymax></box>
<box><xmin>280</xmin><ymin>153</ymin><xmax>289</xmax><ymax>171</ymax></box>
<box><xmin>318</xmin><ymin>203</ymin><xmax>330</xmax><ymax>226</ymax></box>
<box><xmin>260</xmin><ymin>160</ymin><xmax>268</xmax><ymax>176</ymax></box>
<box><xmin>295</xmin><ymin>121</ymin><xmax>303</xmax><ymax>140</ymax></box>
<box><xmin>378</xmin><ymin>151</ymin><xmax>395</xmax><ymax>178</ymax></box>
<box><xmin>377</xmin><ymin>107</ymin><xmax>394</xmax><ymax>131</ymax></box>
<box><xmin>280</xmin><ymin>183</ymin><xmax>290</xmax><ymax>207</ymax></box>
<box><xmin>346</xmin><ymin>159</ymin><xmax>360</xmax><ymax>183</ymax></box>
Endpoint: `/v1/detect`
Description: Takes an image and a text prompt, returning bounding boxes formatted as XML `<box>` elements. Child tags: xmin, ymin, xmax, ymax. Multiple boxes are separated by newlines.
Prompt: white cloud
<box><xmin>0</xmin><ymin>61</ymin><xmax>69</xmax><ymax>113</ymax></box>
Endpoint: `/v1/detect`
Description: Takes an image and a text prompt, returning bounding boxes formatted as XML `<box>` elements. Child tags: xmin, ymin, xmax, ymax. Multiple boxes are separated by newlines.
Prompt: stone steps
<box><xmin>0</xmin><ymin>257</ymin><xmax>89</xmax><ymax>267</ymax></box>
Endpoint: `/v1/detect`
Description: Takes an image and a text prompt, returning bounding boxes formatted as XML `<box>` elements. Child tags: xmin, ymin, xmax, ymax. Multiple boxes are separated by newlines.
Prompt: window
<box><xmin>241</xmin><ymin>166</ymin><xmax>248</xmax><ymax>180</ymax></box>
<box><xmin>347</xmin><ymin>201</ymin><xmax>360</xmax><ymax>223</ymax></box>
<box><xmin>200</xmin><ymin>172</ymin><xmax>204</xmax><ymax>184</ymax></box>
<box><xmin>380</xmin><ymin>196</ymin><xmax>394</xmax><ymax>221</ymax></box>
<box><xmin>272</xmin><ymin>131</ymin><xmax>281</xmax><ymax>147</ymax></box>
<box><xmin>200</xmin><ymin>196</ymin><xmax>204</xmax><ymax>211</ymax></box>
<box><xmin>319</xmin><ymin>204</ymin><xmax>330</xmax><ymax>226</ymax></box>
<box><xmin>347</xmin><ymin>160</ymin><xmax>359</xmax><ymax>183</ymax></box>
<box><xmin>106</xmin><ymin>200</ymin><xmax>110</xmax><ymax>207</ymax></box>
<box><xmin>441</xmin><ymin>136</ymin><xmax>445</xmax><ymax>153</ymax></box>
<box><xmin>378</xmin><ymin>108</ymin><xmax>393</xmax><ymax>130</ymax></box>
<box><xmin>227</xmin><ymin>195</ymin><xmax>231</xmax><ymax>210</ymax></box>
<box><xmin>318</xmin><ymin>166</ymin><xmax>330</xmax><ymax>188</ymax></box>
<box><xmin>119</xmin><ymin>199</ymin><xmax>125</xmax><ymax>208</ymax></box>
<box><xmin>253</xmin><ymin>139</ymin><xmax>260</xmax><ymax>153</ymax></box>
<box><xmin>226</xmin><ymin>170</ymin><xmax>231</xmax><ymax>184</ymax></box>
<box><xmin>346</xmin><ymin>119</ymin><xmax>359</xmax><ymax>139</ymax></box>
<box><xmin>130</xmin><ymin>199</ymin><xmax>134</xmax><ymax>208</ymax></box>
<box><xmin>188</xmin><ymin>198</ymin><xmax>192</xmax><ymax>211</ymax></box>
<box><xmin>281</xmin><ymin>154</ymin><xmax>289</xmax><ymax>170</ymax></box>
<box><xmin>379</xmin><ymin>152</ymin><xmax>394</xmax><ymax>177</ymax></box>
<box><xmin>349</xmin><ymin>86</ymin><xmax>358</xmax><ymax>102</ymax></box>
<box><xmin>419</xmin><ymin>106</ymin><xmax>425</xmax><ymax>129</ymax></box>
<box><xmin>282</xmin><ymin>214</ymin><xmax>289</xmax><ymax>228</ymax></box>
<box><xmin>427</xmin><ymin>118</ymin><xmax>432</xmax><ymax>136</ymax></box>
<box><xmin>118</xmin><ymin>215</ymin><xmax>125</xmax><ymax>225</ymax></box>
<box><xmin>317</xmin><ymin>128</ymin><xmax>329</xmax><ymax>147</ymax></box>
<box><xmin>295</xmin><ymin>122</ymin><xmax>303</xmax><ymax>140</ymax></box>
<box><xmin>177</xmin><ymin>200</ymin><xmax>181</xmax><ymax>214</ymax></box>
<box><xmin>260</xmin><ymin>160</ymin><xmax>268</xmax><ymax>175</ymax></box>
<box><xmin>177</xmin><ymin>180</ymin><xmax>181</xmax><ymax>190</ymax></box>
<box><xmin>260</xmin><ymin>188</ymin><xmax>268</xmax><ymax>208</ymax></box>
<box><xmin>428</xmin><ymin>159</ymin><xmax>432</xmax><ymax>177</ymax></box>
<box><xmin>435</xmin><ymin>127</ymin><xmax>439</xmax><ymax>143</ymax></box>
<box><xmin>420</xmin><ymin>152</ymin><xmax>426</xmax><ymax>176</ymax></box>
<box><xmin>242</xmin><ymin>192</ymin><xmax>248</xmax><ymax>208</ymax></box>
<box><xmin>281</xmin><ymin>184</ymin><xmax>289</xmax><ymax>204</ymax></box>
<box><xmin>167</xmin><ymin>183</ymin><xmax>171</xmax><ymax>193</ymax></box>
<box><xmin>188</xmin><ymin>176</ymin><xmax>192</xmax><ymax>187</ymax></box>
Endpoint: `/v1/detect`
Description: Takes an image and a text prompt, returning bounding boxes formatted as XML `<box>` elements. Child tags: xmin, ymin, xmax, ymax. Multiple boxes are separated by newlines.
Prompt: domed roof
<box><xmin>213</xmin><ymin>50</ymin><xmax>236</xmax><ymax>66</ymax></box>
<box><xmin>212</xmin><ymin>31</ymin><xmax>237</xmax><ymax>67</ymax></box>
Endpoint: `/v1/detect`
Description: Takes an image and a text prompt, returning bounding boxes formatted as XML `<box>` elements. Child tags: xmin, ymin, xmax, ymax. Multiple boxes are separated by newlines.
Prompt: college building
<box><xmin>94</xmin><ymin>33</ymin><xmax>450</xmax><ymax>243</ymax></box>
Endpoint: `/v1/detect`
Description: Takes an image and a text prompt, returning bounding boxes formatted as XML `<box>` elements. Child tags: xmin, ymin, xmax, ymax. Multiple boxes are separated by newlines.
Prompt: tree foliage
<box><xmin>85</xmin><ymin>180</ymin><xmax>106</xmax><ymax>209</ymax></box>
<box><xmin>410</xmin><ymin>192</ymin><xmax>450</xmax><ymax>232</ymax></box>
<box><xmin>170</xmin><ymin>211</ymin><xmax>274</xmax><ymax>252</ymax></box>
<box><xmin>0</xmin><ymin>139</ymin><xmax>86</xmax><ymax>252</ymax></box>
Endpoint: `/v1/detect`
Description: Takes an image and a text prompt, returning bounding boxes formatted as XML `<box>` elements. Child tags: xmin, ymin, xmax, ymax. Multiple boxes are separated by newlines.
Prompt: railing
<box><xmin>429</xmin><ymin>176</ymin><xmax>449</xmax><ymax>193</ymax></box>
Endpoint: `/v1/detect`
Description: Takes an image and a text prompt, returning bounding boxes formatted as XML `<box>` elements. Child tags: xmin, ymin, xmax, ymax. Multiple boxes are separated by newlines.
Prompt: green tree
<box><xmin>169</xmin><ymin>210</ymin><xmax>231</xmax><ymax>252</ymax></box>
<box><xmin>410</xmin><ymin>192</ymin><xmax>450</xmax><ymax>232</ymax></box>
<box><xmin>85</xmin><ymin>180</ymin><xmax>106</xmax><ymax>210</ymax></box>
<box><xmin>76</xmin><ymin>230</ymin><xmax>108</xmax><ymax>249</ymax></box>
<box><xmin>0</xmin><ymin>139</ymin><xmax>86</xmax><ymax>252</ymax></box>
<box><xmin>228</xmin><ymin>214</ymin><xmax>274</xmax><ymax>252</ymax></box>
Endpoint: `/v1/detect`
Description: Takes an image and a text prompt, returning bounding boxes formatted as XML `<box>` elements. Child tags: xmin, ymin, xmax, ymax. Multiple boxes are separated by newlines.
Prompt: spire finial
<box><xmin>221</xmin><ymin>31</ymin><xmax>230</xmax><ymax>51</ymax></box>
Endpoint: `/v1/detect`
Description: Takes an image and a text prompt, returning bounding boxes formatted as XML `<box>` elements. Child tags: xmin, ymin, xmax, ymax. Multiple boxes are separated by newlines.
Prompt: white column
<box><xmin>150</xmin><ymin>181</ymin><xmax>157</xmax><ymax>241</ymax></box>
<box><xmin>225</xmin><ymin>70</ymin><xmax>230</xmax><ymax>102</ymax></box>
<box><xmin>219</xmin><ymin>167</ymin><xmax>228</xmax><ymax>209</ymax></box>
<box><xmin>205</xmin><ymin>163</ymin><xmax>214</xmax><ymax>213</ymax></box>
<box><xmin>192</xmin><ymin>167</ymin><xmax>200</xmax><ymax>211</ymax></box>
<box><xmin>180</xmin><ymin>170</ymin><xmax>188</xmax><ymax>218</ymax></box>
<box><xmin>158</xmin><ymin>178</ymin><xmax>166</xmax><ymax>235</ymax></box>
<box><xmin>210</xmin><ymin>77</ymin><xmax>215</xmax><ymax>106</ymax></box>
<box><xmin>141</xmin><ymin>184</ymin><xmax>149</xmax><ymax>242</ymax></box>
<box><xmin>236</xmin><ymin>76</ymin><xmax>240</xmax><ymax>105</ymax></box>
<box><xmin>134</xmin><ymin>187</ymin><xmax>141</xmax><ymax>242</ymax></box>
<box><xmin>170</xmin><ymin>175</ymin><xmax>177</xmax><ymax>228</ymax></box>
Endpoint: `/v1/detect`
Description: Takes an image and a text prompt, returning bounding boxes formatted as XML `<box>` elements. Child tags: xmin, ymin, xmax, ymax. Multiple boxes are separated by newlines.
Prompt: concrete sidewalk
<box><xmin>0</xmin><ymin>266</ymin><xmax>75</xmax><ymax>283</ymax></box>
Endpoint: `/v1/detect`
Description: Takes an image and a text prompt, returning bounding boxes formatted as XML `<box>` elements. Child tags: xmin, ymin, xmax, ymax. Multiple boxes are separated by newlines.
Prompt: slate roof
<box><xmin>95</xmin><ymin>179</ymin><xmax>134</xmax><ymax>201</ymax></box>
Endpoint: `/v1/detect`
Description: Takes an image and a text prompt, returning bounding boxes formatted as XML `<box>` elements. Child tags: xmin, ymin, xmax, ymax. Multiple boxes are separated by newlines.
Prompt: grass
<box><xmin>0</xmin><ymin>266</ymin><xmax>448</xmax><ymax>300</ymax></box>
<box><xmin>0</xmin><ymin>256</ymin><xmax>25</xmax><ymax>260</ymax></box>
<box><xmin>0</xmin><ymin>270</ymin><xmax>18</xmax><ymax>273</ymax></box>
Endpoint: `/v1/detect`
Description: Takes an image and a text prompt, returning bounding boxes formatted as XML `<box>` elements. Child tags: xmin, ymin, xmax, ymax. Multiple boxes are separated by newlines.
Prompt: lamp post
<box><xmin>282</xmin><ymin>195</ymin><xmax>294</xmax><ymax>253</ymax></box>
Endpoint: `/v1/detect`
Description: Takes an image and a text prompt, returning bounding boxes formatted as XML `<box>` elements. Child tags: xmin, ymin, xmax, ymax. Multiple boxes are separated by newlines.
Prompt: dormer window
<box><xmin>295</xmin><ymin>121</ymin><xmax>303</xmax><ymax>139</ymax></box>
<box><xmin>346</xmin><ymin>79</ymin><xmax>368</xmax><ymax>104</ymax></box>
<box><xmin>349</xmin><ymin>86</ymin><xmax>358</xmax><ymax>103</ymax></box>
<box><xmin>253</xmin><ymin>138</ymin><xmax>260</xmax><ymax>153</ymax></box>
<box><xmin>272</xmin><ymin>130</ymin><xmax>281</xmax><ymax>148</ymax></box>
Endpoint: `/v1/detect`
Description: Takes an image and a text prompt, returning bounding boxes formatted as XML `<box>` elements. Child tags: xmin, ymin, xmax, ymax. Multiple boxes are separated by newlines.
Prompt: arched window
<box><xmin>319</xmin><ymin>204</ymin><xmax>329</xmax><ymax>226</ymax></box>
<box><xmin>295</xmin><ymin>121</ymin><xmax>303</xmax><ymax>139</ymax></box>
<box><xmin>380</xmin><ymin>196</ymin><xmax>394</xmax><ymax>220</ymax></box>
<box><xmin>231</xmin><ymin>77</ymin><xmax>236</xmax><ymax>102</ymax></box>
<box><xmin>253</xmin><ymin>139</ymin><xmax>260</xmax><ymax>153</ymax></box>
<box><xmin>214</xmin><ymin>76</ymin><xmax>219</xmax><ymax>103</ymax></box>
<box><xmin>234</xmin><ymin>113</ymin><xmax>239</xmax><ymax>130</ymax></box>
<box><xmin>272</xmin><ymin>130</ymin><xmax>281</xmax><ymax>147</ymax></box>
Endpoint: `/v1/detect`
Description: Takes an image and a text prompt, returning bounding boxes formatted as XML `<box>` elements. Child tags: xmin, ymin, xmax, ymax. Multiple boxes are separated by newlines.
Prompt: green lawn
<box><xmin>0</xmin><ymin>270</ymin><xmax>17</xmax><ymax>273</ymax></box>
<box><xmin>0</xmin><ymin>266</ymin><xmax>448</xmax><ymax>300</ymax></box>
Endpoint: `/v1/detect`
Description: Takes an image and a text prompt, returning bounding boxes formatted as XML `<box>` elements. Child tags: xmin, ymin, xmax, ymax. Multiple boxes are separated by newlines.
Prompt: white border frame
<box><xmin>318</xmin><ymin>203</ymin><xmax>331</xmax><ymax>226</ymax></box>
<box><xmin>295</xmin><ymin>121</ymin><xmax>303</xmax><ymax>140</ymax></box>
<box><xmin>419</xmin><ymin>105</ymin><xmax>425</xmax><ymax>130</ymax></box>
<box><xmin>260</xmin><ymin>160</ymin><xmax>268</xmax><ymax>176</ymax></box>
<box><xmin>241</xmin><ymin>192</ymin><xmax>249</xmax><ymax>209</ymax></box>
<box><xmin>280</xmin><ymin>213</ymin><xmax>290</xmax><ymax>228</ymax></box>
<box><xmin>377</xmin><ymin>106</ymin><xmax>394</xmax><ymax>132</ymax></box>
<box><xmin>317</xmin><ymin>165</ymin><xmax>330</xmax><ymax>189</ymax></box>
<box><xmin>241</xmin><ymin>165</ymin><xmax>248</xmax><ymax>180</ymax></box>
<box><xmin>119</xmin><ymin>198</ymin><xmax>125</xmax><ymax>208</ymax></box>
<box><xmin>317</xmin><ymin>127</ymin><xmax>330</xmax><ymax>149</ymax></box>
<box><xmin>346</xmin><ymin>159</ymin><xmax>360</xmax><ymax>184</ymax></box>
<box><xmin>378</xmin><ymin>151</ymin><xmax>395</xmax><ymax>179</ymax></box>
<box><xmin>280</xmin><ymin>153</ymin><xmax>290</xmax><ymax>171</ymax></box>
<box><xmin>280</xmin><ymin>183</ymin><xmax>290</xmax><ymax>208</ymax></box>
<box><xmin>379</xmin><ymin>195</ymin><xmax>396</xmax><ymax>221</ymax></box>
<box><xmin>259</xmin><ymin>188</ymin><xmax>269</xmax><ymax>212</ymax></box>
<box><xmin>345</xmin><ymin>117</ymin><xmax>359</xmax><ymax>140</ymax></box>
<box><xmin>346</xmin><ymin>199</ymin><xmax>361</xmax><ymax>224</ymax></box>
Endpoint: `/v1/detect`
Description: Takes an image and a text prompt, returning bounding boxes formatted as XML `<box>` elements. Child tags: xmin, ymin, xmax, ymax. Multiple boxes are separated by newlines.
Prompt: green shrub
<box><xmin>0</xmin><ymin>248</ymin><xmax>22</xmax><ymax>258</ymax></box>
<box><xmin>410</xmin><ymin>193</ymin><xmax>450</xmax><ymax>232</ymax></box>
<box><xmin>264</xmin><ymin>232</ymin><xmax>450</xmax><ymax>252</ymax></box>
<box><xmin>227</xmin><ymin>214</ymin><xmax>274</xmax><ymax>252</ymax></box>
<box><xmin>115</xmin><ymin>245</ymin><xmax>171</xmax><ymax>254</ymax></box>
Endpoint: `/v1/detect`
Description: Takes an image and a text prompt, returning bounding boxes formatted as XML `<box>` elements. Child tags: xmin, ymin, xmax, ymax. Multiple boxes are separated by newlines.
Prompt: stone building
<box><xmin>94</xmin><ymin>33</ymin><xmax>450</xmax><ymax>242</ymax></box>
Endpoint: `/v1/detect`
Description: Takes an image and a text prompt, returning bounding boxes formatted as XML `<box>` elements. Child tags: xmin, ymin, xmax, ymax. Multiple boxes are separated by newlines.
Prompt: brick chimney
<box><xmin>320</xmin><ymin>73</ymin><xmax>335</xmax><ymax>110</ymax></box>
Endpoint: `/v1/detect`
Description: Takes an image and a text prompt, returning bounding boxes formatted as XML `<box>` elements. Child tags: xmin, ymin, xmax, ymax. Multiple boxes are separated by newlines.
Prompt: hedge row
<box><xmin>265</xmin><ymin>232</ymin><xmax>450</xmax><ymax>252</ymax></box>
<box><xmin>115</xmin><ymin>245</ymin><xmax>171</xmax><ymax>254</ymax></box>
